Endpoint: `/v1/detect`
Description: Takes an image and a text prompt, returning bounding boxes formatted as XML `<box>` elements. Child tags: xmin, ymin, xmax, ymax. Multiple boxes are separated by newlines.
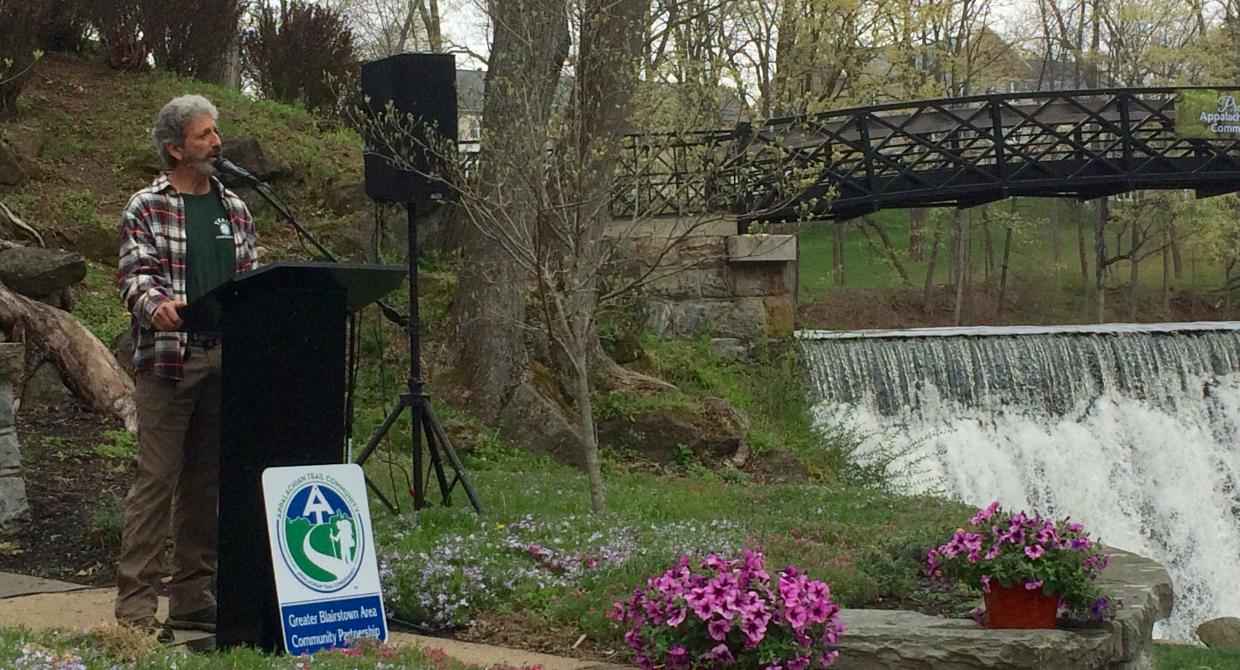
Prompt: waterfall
<box><xmin>799</xmin><ymin>322</ymin><xmax>1240</xmax><ymax>641</ymax></box>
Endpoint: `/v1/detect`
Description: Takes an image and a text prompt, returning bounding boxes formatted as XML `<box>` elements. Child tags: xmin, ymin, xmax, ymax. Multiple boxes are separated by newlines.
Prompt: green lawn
<box><xmin>1154</xmin><ymin>644</ymin><xmax>1240</xmax><ymax>669</ymax></box>
<box><xmin>797</xmin><ymin>199</ymin><xmax>1229</xmax><ymax>298</ymax></box>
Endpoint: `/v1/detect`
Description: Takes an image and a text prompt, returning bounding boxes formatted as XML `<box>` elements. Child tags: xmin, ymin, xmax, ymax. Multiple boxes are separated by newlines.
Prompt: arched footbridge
<box><xmin>610</xmin><ymin>88</ymin><xmax>1240</xmax><ymax>228</ymax></box>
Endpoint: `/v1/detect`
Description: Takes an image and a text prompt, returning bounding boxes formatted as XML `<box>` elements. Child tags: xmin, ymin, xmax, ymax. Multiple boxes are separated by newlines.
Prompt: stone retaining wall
<box><xmin>0</xmin><ymin>342</ymin><xmax>29</xmax><ymax>535</ymax></box>
<box><xmin>833</xmin><ymin>546</ymin><xmax>1172</xmax><ymax>670</ymax></box>
<box><xmin>607</xmin><ymin>216</ymin><xmax>796</xmax><ymax>357</ymax></box>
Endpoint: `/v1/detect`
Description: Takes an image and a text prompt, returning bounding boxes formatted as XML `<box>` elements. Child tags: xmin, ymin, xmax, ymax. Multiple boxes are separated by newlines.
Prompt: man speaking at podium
<box><xmin>114</xmin><ymin>94</ymin><xmax>259</xmax><ymax>638</ymax></box>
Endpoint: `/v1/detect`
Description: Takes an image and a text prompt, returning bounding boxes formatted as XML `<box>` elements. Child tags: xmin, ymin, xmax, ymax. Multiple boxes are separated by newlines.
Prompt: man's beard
<box><xmin>184</xmin><ymin>154</ymin><xmax>219</xmax><ymax>177</ymax></box>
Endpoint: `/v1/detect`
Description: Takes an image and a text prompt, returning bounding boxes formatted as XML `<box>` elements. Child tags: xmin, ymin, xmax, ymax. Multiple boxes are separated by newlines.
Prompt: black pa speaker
<box><xmin>360</xmin><ymin>53</ymin><xmax>458</xmax><ymax>204</ymax></box>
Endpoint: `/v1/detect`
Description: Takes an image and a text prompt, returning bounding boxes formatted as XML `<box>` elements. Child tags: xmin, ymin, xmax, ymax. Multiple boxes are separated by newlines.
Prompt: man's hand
<box><xmin>152</xmin><ymin>300</ymin><xmax>187</xmax><ymax>331</ymax></box>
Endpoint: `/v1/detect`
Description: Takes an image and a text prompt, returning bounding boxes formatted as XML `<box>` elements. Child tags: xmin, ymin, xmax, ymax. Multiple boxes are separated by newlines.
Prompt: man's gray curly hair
<box><xmin>151</xmin><ymin>95</ymin><xmax>219</xmax><ymax>169</ymax></box>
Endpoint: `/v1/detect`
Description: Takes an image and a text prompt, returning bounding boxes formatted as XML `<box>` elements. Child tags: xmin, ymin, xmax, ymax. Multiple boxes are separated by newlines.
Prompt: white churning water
<box><xmin>798</xmin><ymin>322</ymin><xmax>1240</xmax><ymax>641</ymax></box>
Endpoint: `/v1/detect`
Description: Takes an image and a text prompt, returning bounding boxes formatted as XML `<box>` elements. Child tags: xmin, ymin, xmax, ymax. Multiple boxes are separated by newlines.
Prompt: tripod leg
<box><xmin>423</xmin><ymin>402</ymin><xmax>484</xmax><ymax>514</ymax></box>
<box><xmin>355</xmin><ymin>397</ymin><xmax>410</xmax><ymax>466</ymax></box>
<box><xmin>365</xmin><ymin>477</ymin><xmax>399</xmax><ymax>515</ymax></box>
<box><xmin>410</xmin><ymin>394</ymin><xmax>426</xmax><ymax>510</ymax></box>
<box><xmin>420</xmin><ymin>406</ymin><xmax>453</xmax><ymax>506</ymax></box>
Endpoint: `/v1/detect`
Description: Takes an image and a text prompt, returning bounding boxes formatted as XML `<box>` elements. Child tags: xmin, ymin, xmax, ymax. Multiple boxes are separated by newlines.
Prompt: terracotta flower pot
<box><xmin>983</xmin><ymin>583</ymin><xmax>1058</xmax><ymax>629</ymax></box>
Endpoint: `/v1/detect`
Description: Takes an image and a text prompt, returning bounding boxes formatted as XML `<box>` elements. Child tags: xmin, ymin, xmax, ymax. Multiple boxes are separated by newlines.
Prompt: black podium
<box><xmin>180</xmin><ymin>261</ymin><xmax>406</xmax><ymax>651</ymax></box>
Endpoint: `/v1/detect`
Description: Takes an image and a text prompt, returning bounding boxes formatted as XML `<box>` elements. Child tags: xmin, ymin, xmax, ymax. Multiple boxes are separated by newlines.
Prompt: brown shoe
<box><xmin>125</xmin><ymin>617</ymin><xmax>174</xmax><ymax>643</ymax></box>
<box><xmin>167</xmin><ymin>605</ymin><xmax>216</xmax><ymax>633</ymax></box>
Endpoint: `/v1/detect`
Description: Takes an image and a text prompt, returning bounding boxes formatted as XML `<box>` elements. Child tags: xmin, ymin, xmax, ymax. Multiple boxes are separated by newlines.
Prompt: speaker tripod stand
<box><xmin>353</xmin><ymin>201</ymin><xmax>482</xmax><ymax>514</ymax></box>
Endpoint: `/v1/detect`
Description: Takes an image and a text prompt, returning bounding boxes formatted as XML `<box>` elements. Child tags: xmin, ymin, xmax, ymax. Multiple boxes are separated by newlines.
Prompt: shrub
<box><xmin>0</xmin><ymin>2</ymin><xmax>42</xmax><ymax>115</ymax></box>
<box><xmin>242</xmin><ymin>1</ymin><xmax>359</xmax><ymax>114</ymax></box>
<box><xmin>31</xmin><ymin>0</ymin><xmax>90</xmax><ymax>54</ymax></box>
<box><xmin>141</xmin><ymin>0</ymin><xmax>243</xmax><ymax>83</ymax></box>
<box><xmin>611</xmin><ymin>549</ymin><xmax>845</xmax><ymax>669</ymax></box>
<box><xmin>84</xmin><ymin>0</ymin><xmax>149</xmax><ymax>70</ymax></box>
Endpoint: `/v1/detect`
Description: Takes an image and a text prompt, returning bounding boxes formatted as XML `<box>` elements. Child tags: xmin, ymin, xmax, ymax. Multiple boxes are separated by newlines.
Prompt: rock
<box><xmin>326</xmin><ymin>181</ymin><xmax>370</xmax><ymax>215</ymax></box>
<box><xmin>834</xmin><ymin>609</ymin><xmax>1113</xmax><ymax>669</ymax></box>
<box><xmin>220</xmin><ymin>136</ymin><xmax>286</xmax><ymax>186</ymax></box>
<box><xmin>21</xmin><ymin>361</ymin><xmax>75</xmax><ymax>409</ymax></box>
<box><xmin>0</xmin><ymin>247</ymin><xmax>86</xmax><ymax>300</ymax></box>
<box><xmin>110</xmin><ymin>330</ymin><xmax>135</xmax><ymax>380</ymax></box>
<box><xmin>597</xmin><ymin>395</ymin><xmax>748</xmax><ymax>464</ymax></box>
<box><xmin>745</xmin><ymin>448</ymin><xmax>810</xmax><ymax>484</ymax></box>
<box><xmin>1197</xmin><ymin>617</ymin><xmax>1240</xmax><ymax>648</ymax></box>
<box><xmin>498</xmin><ymin>381</ymin><xmax>586</xmax><ymax>467</ymax></box>
<box><xmin>0</xmin><ymin>124</ymin><xmax>45</xmax><ymax>161</ymax></box>
<box><xmin>0</xmin><ymin>343</ymin><xmax>28</xmax><ymax>536</ymax></box>
<box><xmin>0</xmin><ymin>143</ymin><xmax>25</xmax><ymax>187</ymax></box>
<box><xmin>711</xmin><ymin>337</ymin><xmax>750</xmax><ymax>361</ymax></box>
<box><xmin>0</xmin><ymin>475</ymin><xmax>31</xmax><ymax>536</ymax></box>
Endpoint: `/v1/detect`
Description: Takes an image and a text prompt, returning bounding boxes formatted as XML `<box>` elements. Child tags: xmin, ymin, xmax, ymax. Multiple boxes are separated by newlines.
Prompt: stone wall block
<box><xmin>0</xmin><ymin>478</ymin><xmax>30</xmax><ymax>535</ymax></box>
<box><xmin>729</xmin><ymin>263</ymin><xmax>792</xmax><ymax>297</ymax></box>
<box><xmin>639</xmin><ymin>300</ymin><xmax>673</xmax><ymax>335</ymax></box>
<box><xmin>762</xmin><ymin>295</ymin><xmax>795</xmax><ymax>337</ymax></box>
<box><xmin>0</xmin><ymin>429</ymin><xmax>18</xmax><ymax>477</ymax></box>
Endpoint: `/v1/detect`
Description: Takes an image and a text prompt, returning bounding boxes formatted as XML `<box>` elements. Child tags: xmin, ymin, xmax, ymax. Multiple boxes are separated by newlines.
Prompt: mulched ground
<box><xmin>0</xmin><ymin>404</ymin><xmax>129</xmax><ymax>587</ymax></box>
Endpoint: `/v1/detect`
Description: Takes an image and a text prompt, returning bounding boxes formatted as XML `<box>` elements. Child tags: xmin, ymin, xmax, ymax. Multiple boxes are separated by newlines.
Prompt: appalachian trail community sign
<box><xmin>262</xmin><ymin>464</ymin><xmax>388</xmax><ymax>655</ymax></box>
<box><xmin>1176</xmin><ymin>89</ymin><xmax>1240</xmax><ymax>139</ymax></box>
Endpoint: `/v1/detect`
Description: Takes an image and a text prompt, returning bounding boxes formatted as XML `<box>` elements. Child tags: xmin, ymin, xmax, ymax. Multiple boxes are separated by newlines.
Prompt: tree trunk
<box><xmin>1226</xmin><ymin>260</ymin><xmax>1234</xmax><ymax>314</ymax></box>
<box><xmin>909</xmin><ymin>208</ymin><xmax>925</xmax><ymax>261</ymax></box>
<box><xmin>862</xmin><ymin>216</ymin><xmax>913</xmax><ymax>288</ymax></box>
<box><xmin>0</xmin><ymin>283</ymin><xmax>136</xmax><ymax>432</ymax></box>
<box><xmin>998</xmin><ymin>222</ymin><xmax>1013</xmax><ymax>311</ymax></box>
<box><xmin>923</xmin><ymin>217</ymin><xmax>942</xmax><ymax>314</ymax></box>
<box><xmin>832</xmin><ymin>220</ymin><xmax>845</xmax><ymax>286</ymax></box>
<box><xmin>953</xmin><ymin>209</ymin><xmax>967</xmax><ymax>325</ymax></box>
<box><xmin>1170</xmin><ymin>223</ymin><xmax>1183</xmax><ymax>278</ymax></box>
<box><xmin>1094</xmin><ymin>197</ymin><xmax>1108</xmax><ymax>323</ymax></box>
<box><xmin>445</xmin><ymin>0</ymin><xmax>569</xmax><ymax>423</ymax></box>
<box><xmin>570</xmin><ymin>346</ymin><xmax>606</xmax><ymax>514</ymax></box>
<box><xmin>981</xmin><ymin>207</ymin><xmax>994</xmax><ymax>294</ymax></box>
<box><xmin>1128</xmin><ymin>219</ymin><xmax>1139</xmax><ymax>322</ymax></box>
<box><xmin>1074</xmin><ymin>199</ymin><xmax>1089</xmax><ymax>285</ymax></box>
<box><xmin>1049</xmin><ymin>198</ymin><xmax>1061</xmax><ymax>265</ymax></box>
<box><xmin>1162</xmin><ymin>224</ymin><xmax>1171</xmax><ymax>315</ymax></box>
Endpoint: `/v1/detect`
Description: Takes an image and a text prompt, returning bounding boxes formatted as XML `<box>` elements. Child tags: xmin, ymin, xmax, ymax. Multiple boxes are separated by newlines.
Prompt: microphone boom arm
<box><xmin>232</xmin><ymin>168</ymin><xmax>410</xmax><ymax>330</ymax></box>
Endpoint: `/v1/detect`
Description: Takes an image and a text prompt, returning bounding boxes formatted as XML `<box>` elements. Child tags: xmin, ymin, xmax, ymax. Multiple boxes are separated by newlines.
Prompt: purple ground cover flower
<box><xmin>612</xmin><ymin>549</ymin><xmax>845</xmax><ymax>669</ymax></box>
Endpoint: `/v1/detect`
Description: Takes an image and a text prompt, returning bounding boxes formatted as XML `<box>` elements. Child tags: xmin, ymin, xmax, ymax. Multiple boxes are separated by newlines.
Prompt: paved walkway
<box><xmin>0</xmin><ymin>572</ymin><xmax>628</xmax><ymax>669</ymax></box>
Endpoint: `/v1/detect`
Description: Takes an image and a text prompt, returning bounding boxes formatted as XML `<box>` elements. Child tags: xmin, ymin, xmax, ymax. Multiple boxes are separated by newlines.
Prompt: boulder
<box><xmin>220</xmin><ymin>136</ymin><xmax>286</xmax><ymax>185</ymax></box>
<box><xmin>0</xmin><ymin>143</ymin><xmax>24</xmax><ymax>187</ymax></box>
<box><xmin>0</xmin><ymin>247</ymin><xmax>86</xmax><ymax>300</ymax></box>
<box><xmin>597</xmin><ymin>395</ymin><xmax>748</xmax><ymax>464</ymax></box>
<box><xmin>0</xmin><ymin>124</ymin><xmax>45</xmax><ymax>161</ymax></box>
<box><xmin>326</xmin><ymin>181</ymin><xmax>370</xmax><ymax>215</ymax></box>
<box><xmin>1196</xmin><ymin>617</ymin><xmax>1240</xmax><ymax>648</ymax></box>
<box><xmin>745</xmin><ymin>448</ymin><xmax>810</xmax><ymax>484</ymax></box>
<box><xmin>21</xmin><ymin>361</ymin><xmax>76</xmax><ymax>409</ymax></box>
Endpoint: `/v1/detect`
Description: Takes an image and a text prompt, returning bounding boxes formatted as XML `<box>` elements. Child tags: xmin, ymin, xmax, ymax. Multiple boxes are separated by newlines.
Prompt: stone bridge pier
<box><xmin>606</xmin><ymin>215</ymin><xmax>797</xmax><ymax>358</ymax></box>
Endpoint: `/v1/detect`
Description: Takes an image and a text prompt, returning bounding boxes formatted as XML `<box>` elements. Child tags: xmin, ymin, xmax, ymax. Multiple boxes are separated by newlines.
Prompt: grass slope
<box><xmin>797</xmin><ymin>200</ymin><xmax>1240</xmax><ymax>328</ymax></box>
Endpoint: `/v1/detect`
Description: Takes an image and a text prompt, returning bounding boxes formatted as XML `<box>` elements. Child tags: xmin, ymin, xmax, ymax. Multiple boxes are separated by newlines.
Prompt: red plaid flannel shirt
<box><xmin>118</xmin><ymin>173</ymin><xmax>259</xmax><ymax>380</ymax></box>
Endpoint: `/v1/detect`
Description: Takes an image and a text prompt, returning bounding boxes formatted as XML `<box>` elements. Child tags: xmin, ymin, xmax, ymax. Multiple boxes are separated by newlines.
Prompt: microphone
<box><xmin>213</xmin><ymin>156</ymin><xmax>261</xmax><ymax>185</ymax></box>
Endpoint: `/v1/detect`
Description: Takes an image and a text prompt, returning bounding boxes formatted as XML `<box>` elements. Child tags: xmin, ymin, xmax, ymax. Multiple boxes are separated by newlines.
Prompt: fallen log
<box><xmin>0</xmin><ymin>281</ymin><xmax>136</xmax><ymax>431</ymax></box>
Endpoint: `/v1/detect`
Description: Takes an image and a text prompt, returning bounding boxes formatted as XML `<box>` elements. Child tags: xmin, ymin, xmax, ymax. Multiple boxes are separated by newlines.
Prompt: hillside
<box><xmin>0</xmin><ymin>53</ymin><xmax>370</xmax><ymax>264</ymax></box>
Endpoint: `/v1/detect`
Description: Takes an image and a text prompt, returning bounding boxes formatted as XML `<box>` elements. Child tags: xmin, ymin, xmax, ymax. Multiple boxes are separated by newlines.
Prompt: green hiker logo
<box><xmin>277</xmin><ymin>481</ymin><xmax>364</xmax><ymax>592</ymax></box>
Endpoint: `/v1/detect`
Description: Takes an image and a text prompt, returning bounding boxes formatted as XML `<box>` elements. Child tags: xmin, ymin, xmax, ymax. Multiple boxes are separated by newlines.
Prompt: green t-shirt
<box><xmin>182</xmin><ymin>188</ymin><xmax>236</xmax><ymax>302</ymax></box>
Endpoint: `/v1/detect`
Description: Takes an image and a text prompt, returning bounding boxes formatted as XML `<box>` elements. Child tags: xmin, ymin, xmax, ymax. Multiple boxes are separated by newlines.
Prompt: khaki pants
<box><xmin>115</xmin><ymin>345</ymin><xmax>221</xmax><ymax>623</ymax></box>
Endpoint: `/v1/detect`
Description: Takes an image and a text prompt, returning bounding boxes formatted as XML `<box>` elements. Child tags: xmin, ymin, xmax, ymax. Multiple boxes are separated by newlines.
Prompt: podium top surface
<box><xmin>181</xmin><ymin>261</ymin><xmax>406</xmax><ymax>332</ymax></box>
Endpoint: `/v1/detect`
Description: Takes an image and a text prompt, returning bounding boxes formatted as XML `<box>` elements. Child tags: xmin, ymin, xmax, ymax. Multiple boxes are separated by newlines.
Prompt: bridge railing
<box><xmin>607</xmin><ymin>87</ymin><xmax>1240</xmax><ymax>222</ymax></box>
